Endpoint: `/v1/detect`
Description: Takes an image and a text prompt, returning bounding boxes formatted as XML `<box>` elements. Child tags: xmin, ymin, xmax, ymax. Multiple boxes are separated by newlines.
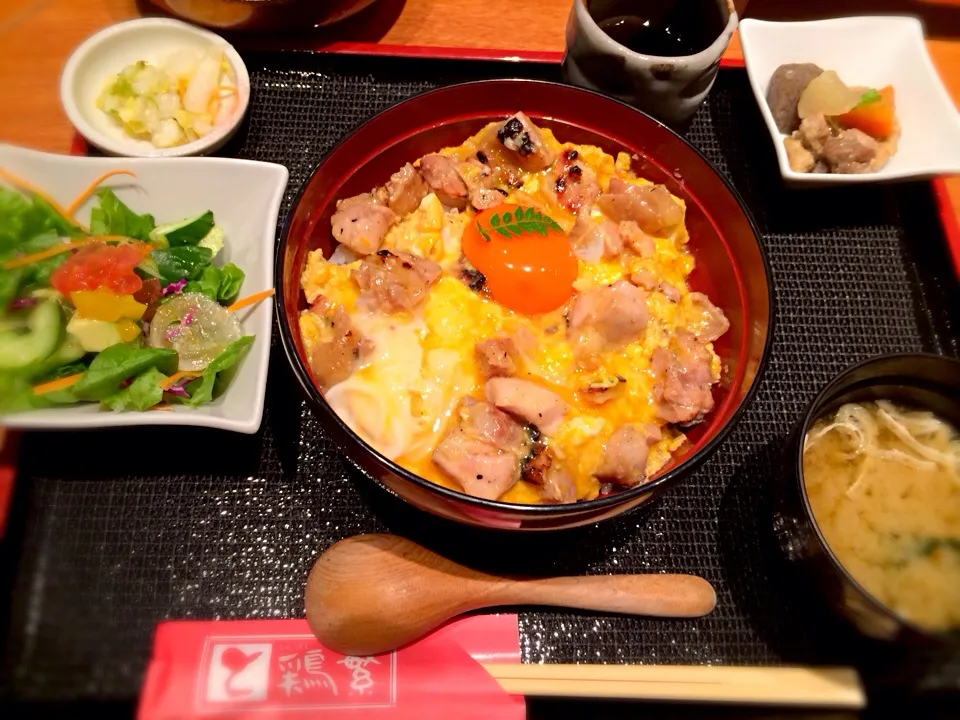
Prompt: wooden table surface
<box><xmin>0</xmin><ymin>0</ymin><xmax>959</xmax><ymax>242</ymax></box>
<box><xmin>1</xmin><ymin>0</ymin><xmax>959</xmax><ymax>201</ymax></box>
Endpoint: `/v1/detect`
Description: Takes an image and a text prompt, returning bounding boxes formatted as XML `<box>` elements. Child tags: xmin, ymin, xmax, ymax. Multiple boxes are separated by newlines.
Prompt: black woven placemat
<box><xmin>2</xmin><ymin>53</ymin><xmax>959</xmax><ymax>708</ymax></box>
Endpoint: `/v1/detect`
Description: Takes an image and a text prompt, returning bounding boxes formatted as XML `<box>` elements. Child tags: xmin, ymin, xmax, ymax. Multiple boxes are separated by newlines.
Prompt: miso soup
<box><xmin>803</xmin><ymin>400</ymin><xmax>960</xmax><ymax>632</ymax></box>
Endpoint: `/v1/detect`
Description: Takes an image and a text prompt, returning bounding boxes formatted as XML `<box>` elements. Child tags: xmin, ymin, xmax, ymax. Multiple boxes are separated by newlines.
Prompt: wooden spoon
<box><xmin>305</xmin><ymin>534</ymin><xmax>717</xmax><ymax>655</ymax></box>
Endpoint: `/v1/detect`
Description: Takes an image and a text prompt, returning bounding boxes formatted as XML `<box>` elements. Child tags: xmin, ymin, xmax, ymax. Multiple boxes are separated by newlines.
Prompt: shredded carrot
<box><xmin>2</xmin><ymin>235</ymin><xmax>132</xmax><ymax>270</ymax></box>
<box><xmin>33</xmin><ymin>373</ymin><xmax>83</xmax><ymax>396</ymax></box>
<box><xmin>0</xmin><ymin>168</ymin><xmax>83</xmax><ymax>230</ymax></box>
<box><xmin>65</xmin><ymin>170</ymin><xmax>136</xmax><ymax>218</ymax></box>
<box><xmin>4</xmin><ymin>239</ymin><xmax>87</xmax><ymax>270</ymax></box>
<box><xmin>160</xmin><ymin>370</ymin><xmax>202</xmax><ymax>390</ymax></box>
<box><xmin>228</xmin><ymin>288</ymin><xmax>275</xmax><ymax>313</ymax></box>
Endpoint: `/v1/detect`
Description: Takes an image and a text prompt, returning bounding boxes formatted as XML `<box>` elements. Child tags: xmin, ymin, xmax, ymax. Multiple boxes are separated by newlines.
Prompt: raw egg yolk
<box><xmin>461</xmin><ymin>204</ymin><xmax>578</xmax><ymax>315</ymax></box>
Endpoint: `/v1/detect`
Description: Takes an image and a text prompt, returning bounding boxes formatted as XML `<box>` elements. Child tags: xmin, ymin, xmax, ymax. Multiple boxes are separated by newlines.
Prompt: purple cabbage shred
<box><xmin>161</xmin><ymin>279</ymin><xmax>187</xmax><ymax>296</ymax></box>
<box><xmin>10</xmin><ymin>297</ymin><xmax>37</xmax><ymax>309</ymax></box>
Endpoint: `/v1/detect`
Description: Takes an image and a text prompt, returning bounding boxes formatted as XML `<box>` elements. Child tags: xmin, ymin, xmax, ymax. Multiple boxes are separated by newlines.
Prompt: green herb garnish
<box><xmin>856</xmin><ymin>89</ymin><xmax>882</xmax><ymax>108</ymax></box>
<box><xmin>483</xmin><ymin>206</ymin><xmax>563</xmax><ymax>240</ymax></box>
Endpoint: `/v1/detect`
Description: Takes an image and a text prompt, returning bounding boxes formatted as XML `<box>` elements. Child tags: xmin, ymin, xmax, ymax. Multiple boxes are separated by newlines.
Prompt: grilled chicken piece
<box><xmin>352</xmin><ymin>249</ymin><xmax>442</xmax><ymax>313</ymax></box>
<box><xmin>495</xmin><ymin>112</ymin><xmax>556</xmax><ymax>171</ymax></box>
<box><xmin>660</xmin><ymin>282</ymin><xmax>681</xmax><ymax>303</ymax></box>
<box><xmin>330</xmin><ymin>193</ymin><xmax>397</xmax><ymax>256</ymax></box>
<box><xmin>541</xmin><ymin>464</ymin><xmax>577</xmax><ymax>503</ymax></box>
<box><xmin>551</xmin><ymin>149</ymin><xmax>600</xmax><ymax>213</ymax></box>
<box><xmin>569</xmin><ymin>280</ymin><xmax>649</xmax><ymax>352</ymax></box>
<box><xmin>419</xmin><ymin>154</ymin><xmax>469</xmax><ymax>209</ymax></box>
<box><xmin>384</xmin><ymin>163</ymin><xmax>429</xmax><ymax>215</ymax></box>
<box><xmin>596</xmin><ymin>424</ymin><xmax>663</xmax><ymax>488</ymax></box>
<box><xmin>459</xmin><ymin>156</ymin><xmax>508</xmax><ymax>211</ymax></box>
<box><xmin>652</xmin><ymin>331</ymin><xmax>717</xmax><ymax>425</ymax></box>
<box><xmin>597</xmin><ymin>178</ymin><xmax>683</xmax><ymax>235</ymax></box>
<box><xmin>519</xmin><ymin>438</ymin><xmax>577</xmax><ymax>503</ymax></box>
<box><xmin>682</xmin><ymin>292</ymin><xmax>729</xmax><ymax>343</ymax></box>
<box><xmin>475</xmin><ymin>337</ymin><xmax>520</xmax><ymax>379</ymax></box>
<box><xmin>484</xmin><ymin>377</ymin><xmax>568</xmax><ymax>434</ymax></box>
<box><xmin>306</xmin><ymin>296</ymin><xmax>370</xmax><ymax>390</ymax></box>
<box><xmin>629</xmin><ymin>268</ymin><xmax>658</xmax><ymax>291</ymax></box>
<box><xmin>432</xmin><ymin>398</ymin><xmax>530</xmax><ymax>500</ymax></box>
<box><xmin>569</xmin><ymin>211</ymin><xmax>622</xmax><ymax>263</ymax></box>
<box><xmin>618</xmin><ymin>220</ymin><xmax>655</xmax><ymax>258</ymax></box>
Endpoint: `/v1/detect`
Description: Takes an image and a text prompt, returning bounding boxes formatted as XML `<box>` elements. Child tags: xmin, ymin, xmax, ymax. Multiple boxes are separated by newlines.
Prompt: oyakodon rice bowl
<box><xmin>278</xmin><ymin>80</ymin><xmax>773</xmax><ymax>530</ymax></box>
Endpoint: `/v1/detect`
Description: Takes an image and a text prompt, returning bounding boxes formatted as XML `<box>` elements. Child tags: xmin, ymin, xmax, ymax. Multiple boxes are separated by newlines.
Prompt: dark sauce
<box><xmin>587</xmin><ymin>0</ymin><xmax>727</xmax><ymax>57</ymax></box>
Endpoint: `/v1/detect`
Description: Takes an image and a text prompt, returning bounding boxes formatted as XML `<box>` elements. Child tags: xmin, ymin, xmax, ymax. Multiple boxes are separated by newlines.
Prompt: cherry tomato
<box><xmin>461</xmin><ymin>204</ymin><xmax>578</xmax><ymax>315</ymax></box>
<box><xmin>51</xmin><ymin>241</ymin><xmax>152</xmax><ymax>297</ymax></box>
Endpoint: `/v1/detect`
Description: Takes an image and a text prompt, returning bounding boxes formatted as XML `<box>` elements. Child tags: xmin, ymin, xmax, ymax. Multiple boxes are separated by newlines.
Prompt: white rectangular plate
<box><xmin>0</xmin><ymin>145</ymin><xmax>288</xmax><ymax>433</ymax></box>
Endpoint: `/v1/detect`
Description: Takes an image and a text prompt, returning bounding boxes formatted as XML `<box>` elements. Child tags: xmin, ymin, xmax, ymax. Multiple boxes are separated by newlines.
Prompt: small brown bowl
<box><xmin>276</xmin><ymin>79</ymin><xmax>774</xmax><ymax>530</ymax></box>
<box><xmin>776</xmin><ymin>353</ymin><xmax>960</xmax><ymax>646</ymax></box>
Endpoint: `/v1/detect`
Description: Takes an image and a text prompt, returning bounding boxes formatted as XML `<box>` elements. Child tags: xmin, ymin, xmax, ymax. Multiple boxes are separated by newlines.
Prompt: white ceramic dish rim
<box><xmin>0</xmin><ymin>145</ymin><xmax>288</xmax><ymax>433</ymax></box>
<box><xmin>740</xmin><ymin>16</ymin><xmax>960</xmax><ymax>185</ymax></box>
<box><xmin>59</xmin><ymin>17</ymin><xmax>251</xmax><ymax>159</ymax></box>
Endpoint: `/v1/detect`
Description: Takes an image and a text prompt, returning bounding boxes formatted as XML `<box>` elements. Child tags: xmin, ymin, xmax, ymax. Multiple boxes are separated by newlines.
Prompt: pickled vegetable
<box><xmin>797</xmin><ymin>71</ymin><xmax>862</xmax><ymax>120</ymax></box>
<box><xmin>97</xmin><ymin>47</ymin><xmax>238</xmax><ymax>149</ymax></box>
<box><xmin>148</xmin><ymin>292</ymin><xmax>242</xmax><ymax>371</ymax></box>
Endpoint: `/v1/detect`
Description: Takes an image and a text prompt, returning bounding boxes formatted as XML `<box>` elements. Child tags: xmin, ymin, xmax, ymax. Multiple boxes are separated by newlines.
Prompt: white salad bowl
<box><xmin>740</xmin><ymin>16</ymin><xmax>960</xmax><ymax>185</ymax></box>
<box><xmin>0</xmin><ymin>144</ymin><xmax>288</xmax><ymax>433</ymax></box>
<box><xmin>60</xmin><ymin>18</ymin><xmax>251</xmax><ymax>158</ymax></box>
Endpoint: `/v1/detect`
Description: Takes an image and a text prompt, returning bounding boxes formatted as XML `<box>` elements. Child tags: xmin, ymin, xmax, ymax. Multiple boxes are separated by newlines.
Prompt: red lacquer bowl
<box><xmin>276</xmin><ymin>80</ymin><xmax>774</xmax><ymax>531</ymax></box>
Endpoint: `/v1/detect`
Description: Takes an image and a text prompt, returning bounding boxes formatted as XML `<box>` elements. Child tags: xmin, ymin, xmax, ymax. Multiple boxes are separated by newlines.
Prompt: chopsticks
<box><xmin>482</xmin><ymin>663</ymin><xmax>866</xmax><ymax>708</ymax></box>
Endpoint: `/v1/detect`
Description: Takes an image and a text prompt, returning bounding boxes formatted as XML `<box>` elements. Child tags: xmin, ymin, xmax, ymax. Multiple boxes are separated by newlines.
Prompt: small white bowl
<box><xmin>740</xmin><ymin>16</ymin><xmax>960</xmax><ymax>185</ymax></box>
<box><xmin>0</xmin><ymin>144</ymin><xmax>288</xmax><ymax>433</ymax></box>
<box><xmin>60</xmin><ymin>18</ymin><xmax>251</xmax><ymax>158</ymax></box>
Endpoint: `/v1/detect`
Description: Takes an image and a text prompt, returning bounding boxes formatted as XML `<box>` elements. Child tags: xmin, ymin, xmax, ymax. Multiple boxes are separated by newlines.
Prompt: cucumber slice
<box><xmin>149</xmin><ymin>211</ymin><xmax>215</xmax><ymax>247</ymax></box>
<box><xmin>198</xmin><ymin>225</ymin><xmax>224</xmax><ymax>257</ymax></box>
<box><xmin>0</xmin><ymin>301</ymin><xmax>63</xmax><ymax>371</ymax></box>
<box><xmin>28</xmin><ymin>337</ymin><xmax>86</xmax><ymax>380</ymax></box>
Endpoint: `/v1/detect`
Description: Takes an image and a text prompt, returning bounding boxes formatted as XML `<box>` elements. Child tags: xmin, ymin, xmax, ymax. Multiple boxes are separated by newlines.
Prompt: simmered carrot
<box><xmin>0</xmin><ymin>168</ymin><xmax>83</xmax><ymax>229</ymax></box>
<box><xmin>65</xmin><ymin>170</ymin><xmax>136</xmax><ymax>217</ymax></box>
<box><xmin>2</xmin><ymin>235</ymin><xmax>131</xmax><ymax>270</ymax></box>
<box><xmin>227</xmin><ymin>288</ymin><xmax>275</xmax><ymax>313</ymax></box>
<box><xmin>837</xmin><ymin>86</ymin><xmax>896</xmax><ymax>139</ymax></box>
<box><xmin>33</xmin><ymin>373</ymin><xmax>83</xmax><ymax>395</ymax></box>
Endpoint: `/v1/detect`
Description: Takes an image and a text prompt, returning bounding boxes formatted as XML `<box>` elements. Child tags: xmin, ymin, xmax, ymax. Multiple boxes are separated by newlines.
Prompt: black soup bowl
<box><xmin>277</xmin><ymin>80</ymin><xmax>774</xmax><ymax>530</ymax></box>
<box><xmin>776</xmin><ymin>353</ymin><xmax>960</xmax><ymax>645</ymax></box>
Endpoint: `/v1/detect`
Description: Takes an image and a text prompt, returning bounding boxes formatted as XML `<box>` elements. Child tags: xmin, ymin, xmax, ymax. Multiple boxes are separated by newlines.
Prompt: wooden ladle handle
<box><xmin>503</xmin><ymin>574</ymin><xmax>716</xmax><ymax>617</ymax></box>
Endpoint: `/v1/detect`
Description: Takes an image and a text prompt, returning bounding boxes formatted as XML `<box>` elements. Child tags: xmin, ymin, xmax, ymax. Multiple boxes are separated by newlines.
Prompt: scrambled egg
<box><xmin>299</xmin><ymin>122</ymin><xmax>717</xmax><ymax>504</ymax></box>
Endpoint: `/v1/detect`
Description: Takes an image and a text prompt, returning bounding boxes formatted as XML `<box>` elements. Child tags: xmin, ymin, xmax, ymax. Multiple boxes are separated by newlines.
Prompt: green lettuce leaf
<box><xmin>101</xmin><ymin>367</ymin><xmax>167</xmax><ymax>411</ymax></box>
<box><xmin>0</xmin><ymin>187</ymin><xmax>81</xmax><ymax>260</ymax></box>
<box><xmin>184</xmin><ymin>264</ymin><xmax>222</xmax><ymax>301</ymax></box>
<box><xmin>16</xmin><ymin>231</ymin><xmax>71</xmax><ymax>292</ymax></box>
<box><xmin>0</xmin><ymin>372</ymin><xmax>78</xmax><ymax>413</ymax></box>
<box><xmin>180</xmin><ymin>336</ymin><xmax>254</xmax><ymax>407</ymax></box>
<box><xmin>0</xmin><ymin>268</ymin><xmax>23</xmax><ymax>308</ymax></box>
<box><xmin>89</xmin><ymin>188</ymin><xmax>155</xmax><ymax>240</ymax></box>
<box><xmin>183</xmin><ymin>262</ymin><xmax>245</xmax><ymax>304</ymax></box>
<box><xmin>217</xmin><ymin>263</ymin><xmax>245</xmax><ymax>304</ymax></box>
<box><xmin>147</xmin><ymin>246</ymin><xmax>214</xmax><ymax>286</ymax></box>
<box><xmin>72</xmin><ymin>343</ymin><xmax>178</xmax><ymax>401</ymax></box>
